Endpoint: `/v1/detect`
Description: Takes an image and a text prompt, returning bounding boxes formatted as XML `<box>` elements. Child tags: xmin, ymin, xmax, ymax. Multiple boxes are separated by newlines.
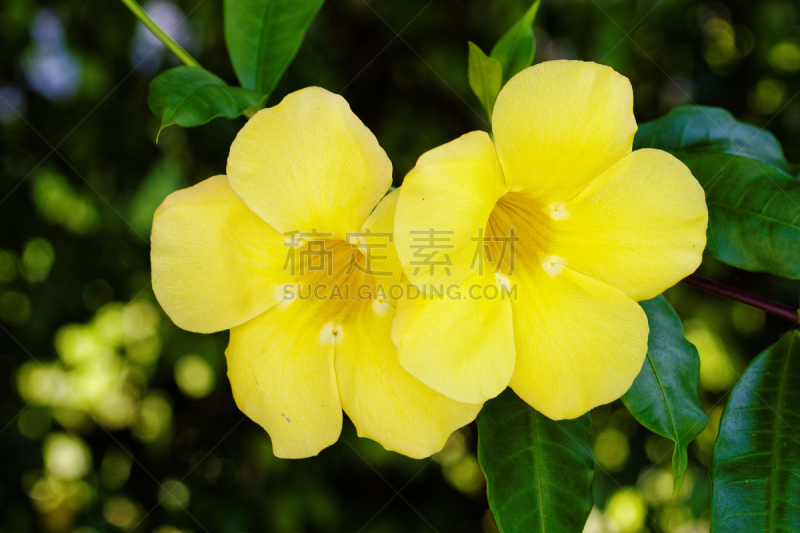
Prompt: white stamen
<box><xmin>274</xmin><ymin>284</ymin><xmax>295</xmax><ymax>309</ymax></box>
<box><xmin>494</xmin><ymin>273</ymin><xmax>511</xmax><ymax>291</ymax></box>
<box><xmin>372</xmin><ymin>297</ymin><xmax>390</xmax><ymax>317</ymax></box>
<box><xmin>285</xmin><ymin>233</ymin><xmax>308</xmax><ymax>248</ymax></box>
<box><xmin>319</xmin><ymin>322</ymin><xmax>344</xmax><ymax>345</ymax></box>
<box><xmin>542</xmin><ymin>255</ymin><xmax>567</xmax><ymax>277</ymax></box>
<box><xmin>549</xmin><ymin>202</ymin><xmax>570</xmax><ymax>220</ymax></box>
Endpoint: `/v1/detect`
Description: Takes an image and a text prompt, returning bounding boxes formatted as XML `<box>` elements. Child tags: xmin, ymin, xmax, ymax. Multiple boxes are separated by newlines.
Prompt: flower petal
<box><xmin>226</xmin><ymin>300</ymin><xmax>342</xmax><ymax>459</ymax></box>
<box><xmin>492</xmin><ymin>60</ymin><xmax>636</xmax><ymax>203</ymax></box>
<box><xmin>336</xmin><ymin>300</ymin><xmax>482</xmax><ymax>458</ymax></box>
<box><xmin>227</xmin><ymin>86</ymin><xmax>392</xmax><ymax>240</ymax></box>
<box><xmin>509</xmin><ymin>264</ymin><xmax>649</xmax><ymax>420</ymax></box>
<box><xmin>552</xmin><ymin>149</ymin><xmax>708</xmax><ymax>301</ymax></box>
<box><xmin>392</xmin><ymin>271</ymin><xmax>516</xmax><ymax>404</ymax></box>
<box><xmin>356</xmin><ymin>188</ymin><xmax>403</xmax><ymax>286</ymax></box>
<box><xmin>395</xmin><ymin>131</ymin><xmax>507</xmax><ymax>287</ymax></box>
<box><xmin>151</xmin><ymin>176</ymin><xmax>289</xmax><ymax>333</ymax></box>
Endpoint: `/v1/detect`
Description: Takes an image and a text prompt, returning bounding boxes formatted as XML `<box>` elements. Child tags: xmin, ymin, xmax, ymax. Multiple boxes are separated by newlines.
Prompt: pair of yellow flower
<box><xmin>151</xmin><ymin>60</ymin><xmax>708</xmax><ymax>459</ymax></box>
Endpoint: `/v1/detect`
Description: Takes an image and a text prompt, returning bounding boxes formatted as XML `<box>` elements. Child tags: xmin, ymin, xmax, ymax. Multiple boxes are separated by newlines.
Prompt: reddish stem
<box><xmin>681</xmin><ymin>274</ymin><xmax>799</xmax><ymax>323</ymax></box>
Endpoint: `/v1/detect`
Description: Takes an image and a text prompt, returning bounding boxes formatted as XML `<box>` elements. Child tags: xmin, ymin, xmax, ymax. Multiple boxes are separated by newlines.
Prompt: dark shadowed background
<box><xmin>1</xmin><ymin>0</ymin><xmax>799</xmax><ymax>531</ymax></box>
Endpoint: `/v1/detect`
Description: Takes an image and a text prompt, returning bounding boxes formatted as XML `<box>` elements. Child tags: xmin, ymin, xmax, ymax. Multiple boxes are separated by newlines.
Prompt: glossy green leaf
<box><xmin>147</xmin><ymin>66</ymin><xmax>267</xmax><ymax>140</ymax></box>
<box><xmin>224</xmin><ymin>0</ymin><xmax>325</xmax><ymax>96</ymax></box>
<box><xmin>622</xmin><ymin>296</ymin><xmax>707</xmax><ymax>497</ymax></box>
<box><xmin>477</xmin><ymin>389</ymin><xmax>594</xmax><ymax>533</ymax></box>
<box><xmin>467</xmin><ymin>42</ymin><xmax>503</xmax><ymax>122</ymax></box>
<box><xmin>490</xmin><ymin>0</ymin><xmax>540</xmax><ymax>83</ymax></box>
<box><xmin>634</xmin><ymin>105</ymin><xmax>788</xmax><ymax>170</ymax></box>
<box><xmin>711</xmin><ymin>331</ymin><xmax>800</xmax><ymax>532</ymax></box>
<box><xmin>678</xmin><ymin>152</ymin><xmax>800</xmax><ymax>279</ymax></box>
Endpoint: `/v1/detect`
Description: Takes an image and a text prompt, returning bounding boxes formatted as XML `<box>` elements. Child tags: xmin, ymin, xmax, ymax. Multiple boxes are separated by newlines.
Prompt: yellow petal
<box><xmin>395</xmin><ymin>131</ymin><xmax>508</xmax><ymax>287</ymax></box>
<box><xmin>226</xmin><ymin>299</ymin><xmax>342</xmax><ymax>459</ymax></box>
<box><xmin>392</xmin><ymin>271</ymin><xmax>516</xmax><ymax>404</ymax></box>
<box><xmin>227</xmin><ymin>86</ymin><xmax>392</xmax><ymax>240</ymax></box>
<box><xmin>335</xmin><ymin>300</ymin><xmax>482</xmax><ymax>458</ymax></box>
<box><xmin>509</xmin><ymin>264</ymin><xmax>649</xmax><ymax>420</ymax></box>
<box><xmin>151</xmin><ymin>176</ymin><xmax>289</xmax><ymax>334</ymax></box>
<box><xmin>552</xmin><ymin>149</ymin><xmax>708</xmax><ymax>301</ymax></box>
<box><xmin>492</xmin><ymin>60</ymin><xmax>636</xmax><ymax>203</ymax></box>
<box><xmin>355</xmin><ymin>188</ymin><xmax>403</xmax><ymax>287</ymax></box>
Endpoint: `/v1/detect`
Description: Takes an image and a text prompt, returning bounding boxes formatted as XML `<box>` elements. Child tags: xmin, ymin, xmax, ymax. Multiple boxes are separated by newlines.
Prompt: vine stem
<box><xmin>681</xmin><ymin>274</ymin><xmax>799</xmax><ymax>323</ymax></box>
<box><xmin>118</xmin><ymin>0</ymin><xmax>259</xmax><ymax>118</ymax></box>
<box><xmin>119</xmin><ymin>0</ymin><xmax>200</xmax><ymax>68</ymax></box>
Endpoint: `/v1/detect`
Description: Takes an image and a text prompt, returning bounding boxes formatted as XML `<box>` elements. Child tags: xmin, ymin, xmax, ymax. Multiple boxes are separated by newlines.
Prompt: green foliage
<box><xmin>477</xmin><ymin>389</ymin><xmax>594</xmax><ymax>533</ymax></box>
<box><xmin>7</xmin><ymin>0</ymin><xmax>800</xmax><ymax>530</ymax></box>
<box><xmin>467</xmin><ymin>42</ymin><xmax>503</xmax><ymax>122</ymax></box>
<box><xmin>634</xmin><ymin>106</ymin><xmax>788</xmax><ymax>170</ymax></box>
<box><xmin>711</xmin><ymin>331</ymin><xmax>800</xmax><ymax>532</ymax></box>
<box><xmin>681</xmin><ymin>153</ymin><xmax>800</xmax><ymax>279</ymax></box>
<box><xmin>490</xmin><ymin>0</ymin><xmax>540</xmax><ymax>83</ymax></box>
<box><xmin>224</xmin><ymin>0</ymin><xmax>325</xmax><ymax>97</ymax></box>
<box><xmin>635</xmin><ymin>106</ymin><xmax>800</xmax><ymax>279</ymax></box>
<box><xmin>147</xmin><ymin>66</ymin><xmax>267</xmax><ymax>139</ymax></box>
<box><xmin>622</xmin><ymin>296</ymin><xmax>708</xmax><ymax>497</ymax></box>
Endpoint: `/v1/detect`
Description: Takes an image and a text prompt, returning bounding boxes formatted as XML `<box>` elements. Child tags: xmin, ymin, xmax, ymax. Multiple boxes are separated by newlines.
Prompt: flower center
<box><xmin>282</xmin><ymin>237</ymin><xmax>390</xmax><ymax>322</ymax></box>
<box><xmin>486</xmin><ymin>191</ymin><xmax>558</xmax><ymax>276</ymax></box>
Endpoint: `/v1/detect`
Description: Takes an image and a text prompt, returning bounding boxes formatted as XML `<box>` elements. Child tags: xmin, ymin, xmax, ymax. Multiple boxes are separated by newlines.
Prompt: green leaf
<box><xmin>477</xmin><ymin>389</ymin><xmax>594</xmax><ymax>533</ymax></box>
<box><xmin>635</xmin><ymin>106</ymin><xmax>800</xmax><ymax>278</ymax></box>
<box><xmin>147</xmin><ymin>66</ymin><xmax>267</xmax><ymax>140</ymax></box>
<box><xmin>224</xmin><ymin>0</ymin><xmax>325</xmax><ymax>96</ymax></box>
<box><xmin>678</xmin><ymin>152</ymin><xmax>800</xmax><ymax>279</ymax></box>
<box><xmin>711</xmin><ymin>331</ymin><xmax>800</xmax><ymax>532</ymax></box>
<box><xmin>467</xmin><ymin>42</ymin><xmax>503</xmax><ymax>122</ymax></box>
<box><xmin>621</xmin><ymin>296</ymin><xmax>707</xmax><ymax>497</ymax></box>
<box><xmin>634</xmin><ymin>105</ymin><xmax>788</xmax><ymax>170</ymax></box>
<box><xmin>490</xmin><ymin>0</ymin><xmax>540</xmax><ymax>83</ymax></box>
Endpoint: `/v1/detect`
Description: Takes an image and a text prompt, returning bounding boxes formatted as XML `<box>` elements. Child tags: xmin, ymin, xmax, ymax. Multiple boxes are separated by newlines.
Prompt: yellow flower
<box><xmin>392</xmin><ymin>61</ymin><xmax>708</xmax><ymax>419</ymax></box>
<box><xmin>151</xmin><ymin>87</ymin><xmax>481</xmax><ymax>458</ymax></box>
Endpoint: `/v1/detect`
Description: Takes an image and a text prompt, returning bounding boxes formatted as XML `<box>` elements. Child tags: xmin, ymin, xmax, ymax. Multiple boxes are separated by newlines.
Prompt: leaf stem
<box><xmin>119</xmin><ymin>0</ymin><xmax>200</xmax><ymax>68</ymax></box>
<box><xmin>681</xmin><ymin>274</ymin><xmax>799</xmax><ymax>323</ymax></box>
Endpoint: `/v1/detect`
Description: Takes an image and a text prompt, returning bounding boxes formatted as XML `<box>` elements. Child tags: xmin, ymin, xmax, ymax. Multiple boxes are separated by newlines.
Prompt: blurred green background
<box><xmin>1</xmin><ymin>0</ymin><xmax>799</xmax><ymax>531</ymax></box>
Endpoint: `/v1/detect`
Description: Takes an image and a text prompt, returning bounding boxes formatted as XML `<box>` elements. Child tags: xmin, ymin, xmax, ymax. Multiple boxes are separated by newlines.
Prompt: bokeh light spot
<box><xmin>100</xmin><ymin>447</ymin><xmax>133</xmax><ymax>490</ymax></box>
<box><xmin>44</xmin><ymin>433</ymin><xmax>92</xmax><ymax>480</ymax></box>
<box><xmin>605</xmin><ymin>488</ymin><xmax>647</xmax><ymax>533</ymax></box>
<box><xmin>17</xmin><ymin>408</ymin><xmax>52</xmax><ymax>439</ymax></box>
<box><xmin>748</xmin><ymin>78</ymin><xmax>787</xmax><ymax>115</ymax></box>
<box><xmin>95</xmin><ymin>391</ymin><xmax>136</xmax><ymax>430</ymax></box>
<box><xmin>0</xmin><ymin>291</ymin><xmax>32</xmax><ymax>325</ymax></box>
<box><xmin>121</xmin><ymin>299</ymin><xmax>160</xmax><ymax>340</ymax></box>
<box><xmin>55</xmin><ymin>323</ymin><xmax>109</xmax><ymax>367</ymax></box>
<box><xmin>730</xmin><ymin>303</ymin><xmax>765</xmax><ymax>335</ymax></box>
<box><xmin>684</xmin><ymin>319</ymin><xmax>737</xmax><ymax>392</ymax></box>
<box><xmin>0</xmin><ymin>249</ymin><xmax>19</xmax><ymax>282</ymax></box>
<box><xmin>103</xmin><ymin>496</ymin><xmax>141</xmax><ymax>528</ymax></box>
<box><xmin>174</xmin><ymin>354</ymin><xmax>215</xmax><ymax>399</ymax></box>
<box><xmin>158</xmin><ymin>478</ymin><xmax>190</xmax><ymax>510</ymax></box>
<box><xmin>695</xmin><ymin>405</ymin><xmax>725</xmax><ymax>461</ymax></box>
<box><xmin>593</xmin><ymin>428</ymin><xmax>630</xmax><ymax>472</ymax></box>
<box><xmin>31</xmin><ymin>171</ymin><xmax>100</xmax><ymax>235</ymax></box>
<box><xmin>22</xmin><ymin>238</ymin><xmax>54</xmax><ymax>283</ymax></box>
<box><xmin>83</xmin><ymin>279</ymin><xmax>114</xmax><ymax>310</ymax></box>
<box><xmin>132</xmin><ymin>391</ymin><xmax>172</xmax><ymax>442</ymax></box>
<box><xmin>442</xmin><ymin>455</ymin><xmax>485</xmax><ymax>497</ymax></box>
<box><xmin>768</xmin><ymin>40</ymin><xmax>800</xmax><ymax>74</ymax></box>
